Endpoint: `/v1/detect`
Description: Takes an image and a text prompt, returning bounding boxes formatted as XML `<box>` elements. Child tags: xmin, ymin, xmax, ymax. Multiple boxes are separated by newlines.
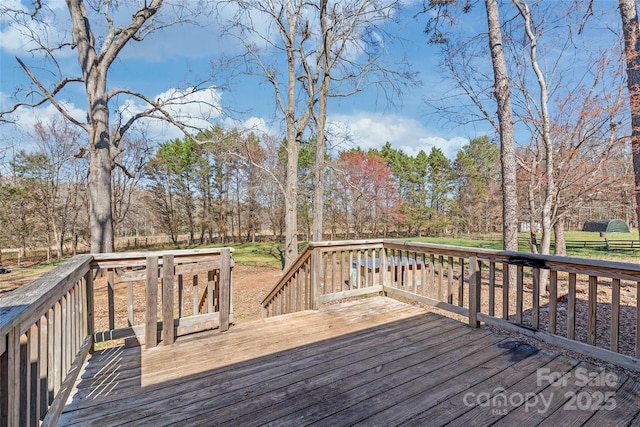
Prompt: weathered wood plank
<box><xmin>516</xmin><ymin>264</ymin><xmax>524</xmax><ymax>324</ymax></box>
<box><xmin>568</xmin><ymin>272</ymin><xmax>577</xmax><ymax>340</ymax></box>
<box><xmin>144</xmin><ymin>257</ymin><xmax>158</xmax><ymax>349</ymax></box>
<box><xmin>502</xmin><ymin>262</ymin><xmax>509</xmax><ymax>320</ymax></box>
<box><xmin>478</xmin><ymin>313</ymin><xmax>640</xmax><ymax>372</ymax></box>
<box><xmin>41</xmin><ymin>336</ymin><xmax>92</xmax><ymax>427</ymax></box>
<box><xmin>532</xmin><ymin>267</ymin><xmax>540</xmax><ymax>329</ymax></box>
<box><xmin>162</xmin><ymin>255</ymin><xmax>174</xmax><ymax>346</ymax></box>
<box><xmin>219</xmin><ymin>249</ymin><xmax>231</xmax><ymax>332</ymax></box>
<box><xmin>588</xmin><ymin>275</ymin><xmax>598</xmax><ymax>346</ymax></box>
<box><xmin>581</xmin><ymin>376</ymin><xmax>640</xmax><ymax>426</ymax></box>
<box><xmin>611</xmin><ymin>278</ymin><xmax>620</xmax><ymax>352</ymax></box>
<box><xmin>442</xmin><ymin>355</ymin><xmax>580</xmax><ymax>426</ymax></box>
<box><xmin>403</xmin><ymin>350</ymin><xmax>558</xmax><ymax>426</ymax></box>
<box><xmin>489</xmin><ymin>261</ymin><xmax>496</xmax><ymax>316</ymax></box>
<box><xmin>0</xmin><ymin>255</ymin><xmax>92</xmax><ymax>338</ymax></box>
<box><xmin>346</xmin><ymin>340</ymin><xmax>544</xmax><ymax>427</ymax></box>
<box><xmin>57</xmin><ymin>297</ymin><xmax>640</xmax><ymax>427</ymax></box>
<box><xmin>549</xmin><ymin>270</ymin><xmax>557</xmax><ymax>333</ymax></box>
<box><xmin>107</xmin><ymin>269</ymin><xmax>115</xmax><ymax>331</ymax></box>
<box><xmin>469</xmin><ymin>256</ymin><xmax>481</xmax><ymax>328</ymax></box>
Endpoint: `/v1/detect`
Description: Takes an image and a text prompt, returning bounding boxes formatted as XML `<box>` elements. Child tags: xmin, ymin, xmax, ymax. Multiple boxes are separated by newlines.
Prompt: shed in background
<box><xmin>581</xmin><ymin>219</ymin><xmax>630</xmax><ymax>233</ymax></box>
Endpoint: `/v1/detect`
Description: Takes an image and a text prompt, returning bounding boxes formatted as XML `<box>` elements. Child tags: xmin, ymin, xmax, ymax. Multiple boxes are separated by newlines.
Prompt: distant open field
<box><xmin>2</xmin><ymin>230</ymin><xmax>639</xmax><ymax>297</ymax></box>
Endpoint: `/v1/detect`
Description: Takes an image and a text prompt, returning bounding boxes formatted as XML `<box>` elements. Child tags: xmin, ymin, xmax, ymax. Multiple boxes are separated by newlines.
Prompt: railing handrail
<box><xmin>91</xmin><ymin>247</ymin><xmax>234</xmax><ymax>268</ymax></box>
<box><xmin>382</xmin><ymin>239</ymin><xmax>640</xmax><ymax>280</ymax></box>
<box><xmin>1</xmin><ymin>248</ymin><xmax>235</xmax><ymax>427</ymax></box>
<box><xmin>0</xmin><ymin>254</ymin><xmax>93</xmax><ymax>338</ymax></box>
<box><xmin>309</xmin><ymin>239</ymin><xmax>384</xmax><ymax>249</ymax></box>
<box><xmin>262</xmin><ymin>239</ymin><xmax>640</xmax><ymax>371</ymax></box>
<box><xmin>260</xmin><ymin>240</ymin><xmax>386</xmax><ymax>309</ymax></box>
<box><xmin>261</xmin><ymin>245</ymin><xmax>312</xmax><ymax>307</ymax></box>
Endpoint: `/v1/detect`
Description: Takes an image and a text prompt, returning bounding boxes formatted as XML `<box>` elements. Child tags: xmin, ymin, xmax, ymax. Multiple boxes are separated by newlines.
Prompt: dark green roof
<box><xmin>582</xmin><ymin>219</ymin><xmax>630</xmax><ymax>233</ymax></box>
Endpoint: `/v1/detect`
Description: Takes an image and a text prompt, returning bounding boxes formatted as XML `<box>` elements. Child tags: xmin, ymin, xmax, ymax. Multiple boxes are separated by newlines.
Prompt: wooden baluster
<box><xmin>468</xmin><ymin>256</ymin><xmax>481</xmax><ymax>328</ymax></box>
<box><xmin>38</xmin><ymin>315</ymin><xmax>48</xmax><ymax>423</ymax></box>
<box><xmin>178</xmin><ymin>275</ymin><xmax>184</xmax><ymax>319</ymax></box>
<box><xmin>447</xmin><ymin>256</ymin><xmax>454</xmax><ymax>304</ymax></box>
<box><xmin>219</xmin><ymin>249</ymin><xmax>231</xmax><ymax>331</ymax></box>
<box><xmin>488</xmin><ymin>262</ymin><xmax>495</xmax><ymax>317</ymax></box>
<box><xmin>636</xmin><ymin>281</ymin><xmax>640</xmax><ymax>357</ymax></box>
<box><xmin>437</xmin><ymin>255</ymin><xmax>444</xmax><ymax>301</ymax></box>
<box><xmin>19</xmin><ymin>333</ymin><xmax>28</xmax><ymax>427</ymax></box>
<box><xmin>587</xmin><ymin>275</ymin><xmax>597</xmax><ymax>346</ymax></box>
<box><xmin>192</xmin><ymin>275</ymin><xmax>199</xmax><ymax>316</ymax></box>
<box><xmin>548</xmin><ymin>270</ymin><xmax>558</xmax><ymax>334</ymax></box>
<box><xmin>29</xmin><ymin>323</ymin><xmax>39</xmax><ymax>427</ymax></box>
<box><xmin>458</xmin><ymin>258</ymin><xmax>464</xmax><ymax>307</ymax></box>
<box><xmin>611</xmin><ymin>278</ymin><xmax>620</xmax><ymax>352</ymax></box>
<box><xmin>502</xmin><ymin>263</ymin><xmax>509</xmax><ymax>320</ymax></box>
<box><xmin>567</xmin><ymin>273</ymin><xmax>576</xmax><ymax>340</ymax></box>
<box><xmin>107</xmin><ymin>269</ymin><xmax>115</xmax><ymax>332</ymax></box>
<box><xmin>532</xmin><ymin>268</ymin><xmax>540</xmax><ymax>329</ymax></box>
<box><xmin>84</xmin><ymin>270</ymin><xmax>94</xmax><ymax>353</ymax></box>
<box><xmin>332</xmin><ymin>252</ymin><xmax>337</xmax><ymax>293</ymax></box>
<box><xmin>429</xmin><ymin>254</ymin><xmax>435</xmax><ymax>298</ymax></box>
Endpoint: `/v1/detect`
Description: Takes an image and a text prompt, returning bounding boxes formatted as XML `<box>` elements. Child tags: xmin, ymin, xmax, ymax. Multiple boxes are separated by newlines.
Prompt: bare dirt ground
<box><xmin>231</xmin><ymin>265</ymin><xmax>283</xmax><ymax>321</ymax></box>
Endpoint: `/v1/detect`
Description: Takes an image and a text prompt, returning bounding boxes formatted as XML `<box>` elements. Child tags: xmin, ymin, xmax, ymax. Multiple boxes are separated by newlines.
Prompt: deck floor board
<box><xmin>60</xmin><ymin>296</ymin><xmax>640</xmax><ymax>426</ymax></box>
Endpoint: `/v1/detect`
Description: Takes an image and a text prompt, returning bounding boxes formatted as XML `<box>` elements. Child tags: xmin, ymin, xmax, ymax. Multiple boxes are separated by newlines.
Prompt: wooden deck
<box><xmin>59</xmin><ymin>297</ymin><xmax>640</xmax><ymax>426</ymax></box>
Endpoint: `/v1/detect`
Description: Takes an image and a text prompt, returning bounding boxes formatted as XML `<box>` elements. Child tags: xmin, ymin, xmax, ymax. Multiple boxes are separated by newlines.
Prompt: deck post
<box><xmin>162</xmin><ymin>255</ymin><xmax>175</xmax><ymax>345</ymax></box>
<box><xmin>145</xmin><ymin>256</ymin><xmax>159</xmax><ymax>349</ymax></box>
<box><xmin>219</xmin><ymin>249</ymin><xmax>231</xmax><ymax>332</ymax></box>
<box><xmin>84</xmin><ymin>270</ymin><xmax>94</xmax><ymax>353</ymax></box>
<box><xmin>469</xmin><ymin>256</ymin><xmax>481</xmax><ymax>328</ymax></box>
<box><xmin>309</xmin><ymin>248</ymin><xmax>320</xmax><ymax>310</ymax></box>
<box><xmin>0</xmin><ymin>333</ymin><xmax>8</xmax><ymax>425</ymax></box>
<box><xmin>380</xmin><ymin>247</ymin><xmax>387</xmax><ymax>294</ymax></box>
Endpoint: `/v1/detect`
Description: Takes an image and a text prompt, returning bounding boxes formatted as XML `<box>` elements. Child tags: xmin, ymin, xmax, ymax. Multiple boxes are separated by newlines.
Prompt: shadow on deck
<box><xmin>60</xmin><ymin>297</ymin><xmax>640</xmax><ymax>426</ymax></box>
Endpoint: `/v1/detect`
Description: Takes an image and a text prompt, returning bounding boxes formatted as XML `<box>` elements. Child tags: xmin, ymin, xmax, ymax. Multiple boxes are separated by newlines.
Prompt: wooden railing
<box><xmin>0</xmin><ymin>248</ymin><xmax>233</xmax><ymax>427</ymax></box>
<box><xmin>262</xmin><ymin>240</ymin><xmax>640</xmax><ymax>372</ymax></box>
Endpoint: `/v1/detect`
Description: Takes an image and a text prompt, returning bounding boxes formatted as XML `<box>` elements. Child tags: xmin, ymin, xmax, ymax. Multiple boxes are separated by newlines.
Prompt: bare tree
<box><xmin>424</xmin><ymin>0</ymin><xmax>518</xmax><ymax>252</ymax></box>
<box><xmin>1</xmin><ymin>1</ymin><xmax>217</xmax><ymax>253</ymax></box>
<box><xmin>619</xmin><ymin>0</ymin><xmax>640</xmax><ymax>238</ymax></box>
<box><xmin>303</xmin><ymin>0</ymin><xmax>415</xmax><ymax>242</ymax></box>
<box><xmin>225</xmin><ymin>0</ymin><xmax>414</xmax><ymax>266</ymax></box>
<box><xmin>512</xmin><ymin>0</ymin><xmax>626</xmax><ymax>260</ymax></box>
<box><xmin>111</xmin><ymin>135</ymin><xmax>151</xmax><ymax>240</ymax></box>
<box><xmin>486</xmin><ymin>0</ymin><xmax>518</xmax><ymax>254</ymax></box>
<box><xmin>225</xmin><ymin>0</ymin><xmax>316</xmax><ymax>267</ymax></box>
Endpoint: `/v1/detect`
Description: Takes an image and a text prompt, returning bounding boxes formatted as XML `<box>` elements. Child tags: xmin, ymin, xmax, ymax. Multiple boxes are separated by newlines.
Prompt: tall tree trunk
<box><xmin>284</xmin><ymin>59</ymin><xmax>299</xmax><ymax>268</ymax></box>
<box><xmin>619</xmin><ymin>0</ymin><xmax>640</xmax><ymax>240</ymax></box>
<box><xmin>312</xmin><ymin>0</ymin><xmax>330</xmax><ymax>243</ymax></box>
<box><xmin>485</xmin><ymin>0</ymin><xmax>518</xmax><ymax>253</ymax></box>
<box><xmin>516</xmin><ymin>0</ymin><xmax>554</xmax><ymax>261</ymax></box>
<box><xmin>554</xmin><ymin>217</ymin><xmax>567</xmax><ymax>256</ymax></box>
<box><xmin>87</xmin><ymin>115</ymin><xmax>115</xmax><ymax>253</ymax></box>
<box><xmin>69</xmin><ymin>0</ymin><xmax>115</xmax><ymax>253</ymax></box>
<box><xmin>284</xmin><ymin>135</ymin><xmax>299</xmax><ymax>268</ymax></box>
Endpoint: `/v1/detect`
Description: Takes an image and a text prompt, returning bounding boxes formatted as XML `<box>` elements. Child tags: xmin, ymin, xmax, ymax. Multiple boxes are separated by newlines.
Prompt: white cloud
<box><xmin>0</xmin><ymin>1</ymin><xmax>73</xmax><ymax>58</ymax></box>
<box><xmin>221</xmin><ymin>116</ymin><xmax>273</xmax><ymax>137</ymax></box>
<box><xmin>2</xmin><ymin>101</ymin><xmax>85</xmax><ymax>134</ymax></box>
<box><xmin>1</xmin><ymin>85</ymin><xmax>223</xmax><ymax>144</ymax></box>
<box><xmin>118</xmin><ymin>86</ymin><xmax>223</xmax><ymax>141</ymax></box>
<box><xmin>328</xmin><ymin>112</ymin><xmax>468</xmax><ymax>159</ymax></box>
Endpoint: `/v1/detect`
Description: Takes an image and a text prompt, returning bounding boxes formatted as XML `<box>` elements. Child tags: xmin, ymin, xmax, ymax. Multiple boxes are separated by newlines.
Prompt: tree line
<box><xmin>0</xmin><ymin>122</ymin><xmax>633</xmax><ymax>260</ymax></box>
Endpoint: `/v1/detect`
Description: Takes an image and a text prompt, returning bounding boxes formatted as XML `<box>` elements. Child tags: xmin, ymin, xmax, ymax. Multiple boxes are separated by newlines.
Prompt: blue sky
<box><xmin>0</xmin><ymin>0</ymin><xmax>624</xmax><ymax>160</ymax></box>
